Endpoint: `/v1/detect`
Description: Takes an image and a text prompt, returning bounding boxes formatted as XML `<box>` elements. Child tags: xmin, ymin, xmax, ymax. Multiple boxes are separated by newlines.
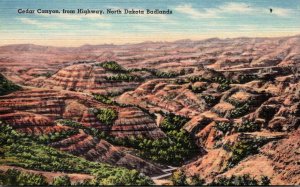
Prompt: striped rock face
<box><xmin>1</xmin><ymin>36</ymin><xmax>299</xmax><ymax>88</ymax></box>
<box><xmin>42</xmin><ymin>64</ymin><xmax>142</xmax><ymax>95</ymax></box>
<box><xmin>0</xmin><ymin>88</ymin><xmax>166</xmax><ymax>175</ymax></box>
<box><xmin>0</xmin><ymin>88</ymin><xmax>165</xmax><ymax>139</ymax></box>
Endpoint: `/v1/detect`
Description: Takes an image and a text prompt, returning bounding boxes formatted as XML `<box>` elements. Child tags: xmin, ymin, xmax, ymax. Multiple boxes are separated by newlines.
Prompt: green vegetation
<box><xmin>189</xmin><ymin>175</ymin><xmax>206</xmax><ymax>186</ymax></box>
<box><xmin>93</xmin><ymin>94</ymin><xmax>116</xmax><ymax>105</ymax></box>
<box><xmin>105</xmin><ymin>73</ymin><xmax>142</xmax><ymax>82</ymax></box>
<box><xmin>209</xmin><ymin>174</ymin><xmax>270</xmax><ymax>186</ymax></box>
<box><xmin>227</xmin><ymin>138</ymin><xmax>264</xmax><ymax>168</ymax></box>
<box><xmin>96</xmin><ymin>108</ymin><xmax>118</xmax><ymax>126</ymax></box>
<box><xmin>97</xmin><ymin>61</ymin><xmax>143</xmax><ymax>82</ymax></box>
<box><xmin>0</xmin><ymin>124</ymin><xmax>108</xmax><ymax>173</ymax></box>
<box><xmin>98</xmin><ymin>61</ymin><xmax>125</xmax><ymax>72</ymax></box>
<box><xmin>189</xmin><ymin>84</ymin><xmax>206</xmax><ymax>93</ymax></box>
<box><xmin>57</xmin><ymin>118</ymin><xmax>197</xmax><ymax>165</ymax></box>
<box><xmin>33</xmin><ymin>129</ymin><xmax>79</xmax><ymax>144</ymax></box>
<box><xmin>171</xmin><ymin>170</ymin><xmax>205</xmax><ymax>186</ymax></box>
<box><xmin>227</xmin><ymin>98</ymin><xmax>254</xmax><ymax>108</ymax></box>
<box><xmin>237</xmin><ymin>74</ymin><xmax>259</xmax><ymax>84</ymax></box>
<box><xmin>111</xmin><ymin>113</ymin><xmax>198</xmax><ymax>166</ymax></box>
<box><xmin>187</xmin><ymin>76</ymin><xmax>206</xmax><ymax>83</ymax></box>
<box><xmin>235</xmin><ymin>120</ymin><xmax>261</xmax><ymax>133</ymax></box>
<box><xmin>218</xmin><ymin>82</ymin><xmax>231</xmax><ymax>92</ymax></box>
<box><xmin>91</xmin><ymin>169</ymin><xmax>152</xmax><ymax>185</ymax></box>
<box><xmin>52</xmin><ymin>175</ymin><xmax>71</xmax><ymax>186</ymax></box>
<box><xmin>228</xmin><ymin>103</ymin><xmax>250</xmax><ymax>118</ymax></box>
<box><xmin>202</xmin><ymin>95</ymin><xmax>219</xmax><ymax>107</ymax></box>
<box><xmin>154</xmin><ymin>70</ymin><xmax>182</xmax><ymax>78</ymax></box>
<box><xmin>212</xmin><ymin>76</ymin><xmax>233</xmax><ymax>84</ymax></box>
<box><xmin>0</xmin><ymin>169</ymin><xmax>48</xmax><ymax>186</ymax></box>
<box><xmin>138</xmin><ymin>129</ymin><xmax>198</xmax><ymax>165</ymax></box>
<box><xmin>0</xmin><ymin>124</ymin><xmax>153</xmax><ymax>185</ymax></box>
<box><xmin>215</xmin><ymin>122</ymin><xmax>233</xmax><ymax>134</ymax></box>
<box><xmin>56</xmin><ymin>119</ymin><xmax>106</xmax><ymax>139</ymax></box>
<box><xmin>171</xmin><ymin>170</ymin><xmax>188</xmax><ymax>185</ymax></box>
<box><xmin>226</xmin><ymin>98</ymin><xmax>254</xmax><ymax>119</ymax></box>
<box><xmin>215</xmin><ymin>120</ymin><xmax>261</xmax><ymax>135</ymax></box>
<box><xmin>31</xmin><ymin>72</ymin><xmax>53</xmax><ymax>78</ymax></box>
<box><xmin>212</xmin><ymin>76</ymin><xmax>233</xmax><ymax>92</ymax></box>
<box><xmin>160</xmin><ymin>113</ymin><xmax>189</xmax><ymax>131</ymax></box>
<box><xmin>0</xmin><ymin>73</ymin><xmax>21</xmax><ymax>95</ymax></box>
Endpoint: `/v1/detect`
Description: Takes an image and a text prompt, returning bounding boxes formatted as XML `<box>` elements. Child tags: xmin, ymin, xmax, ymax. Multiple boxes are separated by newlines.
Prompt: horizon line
<box><xmin>1</xmin><ymin>33</ymin><xmax>300</xmax><ymax>48</ymax></box>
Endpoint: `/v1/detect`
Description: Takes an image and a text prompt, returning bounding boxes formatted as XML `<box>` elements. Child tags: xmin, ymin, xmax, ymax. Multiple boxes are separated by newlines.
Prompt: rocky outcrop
<box><xmin>0</xmin><ymin>88</ymin><xmax>165</xmax><ymax>139</ymax></box>
<box><xmin>218</xmin><ymin>130</ymin><xmax>300</xmax><ymax>185</ymax></box>
<box><xmin>1</xmin><ymin>36</ymin><xmax>299</xmax><ymax>87</ymax></box>
<box><xmin>42</xmin><ymin>64</ymin><xmax>141</xmax><ymax>95</ymax></box>
<box><xmin>49</xmin><ymin>131</ymin><xmax>164</xmax><ymax>176</ymax></box>
<box><xmin>117</xmin><ymin>79</ymin><xmax>207</xmax><ymax>118</ymax></box>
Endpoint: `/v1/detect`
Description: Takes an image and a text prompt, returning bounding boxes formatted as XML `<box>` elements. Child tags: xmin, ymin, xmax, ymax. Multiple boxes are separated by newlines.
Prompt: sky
<box><xmin>0</xmin><ymin>0</ymin><xmax>300</xmax><ymax>46</ymax></box>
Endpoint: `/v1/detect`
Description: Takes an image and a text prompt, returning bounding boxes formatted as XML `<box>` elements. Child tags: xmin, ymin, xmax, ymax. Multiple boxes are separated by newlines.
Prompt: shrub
<box><xmin>209</xmin><ymin>174</ymin><xmax>260</xmax><ymax>186</ymax></box>
<box><xmin>215</xmin><ymin>122</ymin><xmax>233</xmax><ymax>134</ymax></box>
<box><xmin>173</xmin><ymin>78</ymin><xmax>189</xmax><ymax>84</ymax></box>
<box><xmin>189</xmin><ymin>175</ymin><xmax>205</xmax><ymax>186</ymax></box>
<box><xmin>171</xmin><ymin>170</ymin><xmax>188</xmax><ymax>185</ymax></box>
<box><xmin>218</xmin><ymin>82</ymin><xmax>231</xmax><ymax>91</ymax></box>
<box><xmin>154</xmin><ymin>70</ymin><xmax>181</xmax><ymax>78</ymax></box>
<box><xmin>52</xmin><ymin>175</ymin><xmax>71</xmax><ymax>186</ymax></box>
<box><xmin>93</xmin><ymin>94</ymin><xmax>116</xmax><ymax>105</ymax></box>
<box><xmin>136</xmin><ymin>129</ymin><xmax>198</xmax><ymax>165</ymax></box>
<box><xmin>160</xmin><ymin>113</ymin><xmax>189</xmax><ymax>131</ymax></box>
<box><xmin>211</xmin><ymin>76</ymin><xmax>233</xmax><ymax>91</ymax></box>
<box><xmin>111</xmin><ymin>124</ymin><xmax>198</xmax><ymax>166</ymax></box>
<box><xmin>32</xmin><ymin>129</ymin><xmax>79</xmax><ymax>144</ymax></box>
<box><xmin>260</xmin><ymin>175</ymin><xmax>271</xmax><ymax>185</ymax></box>
<box><xmin>238</xmin><ymin>74</ymin><xmax>258</xmax><ymax>84</ymax></box>
<box><xmin>0</xmin><ymin>73</ymin><xmax>21</xmax><ymax>96</ymax></box>
<box><xmin>0</xmin><ymin>124</ymin><xmax>154</xmax><ymax>185</ymax></box>
<box><xmin>171</xmin><ymin>170</ymin><xmax>205</xmax><ymax>185</ymax></box>
<box><xmin>96</xmin><ymin>108</ymin><xmax>118</xmax><ymax>126</ymax></box>
<box><xmin>228</xmin><ymin>103</ymin><xmax>250</xmax><ymax>118</ymax></box>
<box><xmin>190</xmin><ymin>85</ymin><xmax>206</xmax><ymax>93</ymax></box>
<box><xmin>0</xmin><ymin>169</ymin><xmax>48</xmax><ymax>186</ymax></box>
<box><xmin>105</xmin><ymin>73</ymin><xmax>142</xmax><ymax>82</ymax></box>
<box><xmin>202</xmin><ymin>95</ymin><xmax>218</xmax><ymax>107</ymax></box>
<box><xmin>235</xmin><ymin>120</ymin><xmax>261</xmax><ymax>132</ymax></box>
<box><xmin>187</xmin><ymin>76</ymin><xmax>206</xmax><ymax>83</ymax></box>
<box><xmin>57</xmin><ymin>119</ymin><xmax>107</xmax><ymax>139</ymax></box>
<box><xmin>227</xmin><ymin>138</ymin><xmax>264</xmax><ymax>168</ymax></box>
<box><xmin>98</xmin><ymin>61</ymin><xmax>125</xmax><ymax>72</ymax></box>
<box><xmin>92</xmin><ymin>169</ymin><xmax>153</xmax><ymax>185</ymax></box>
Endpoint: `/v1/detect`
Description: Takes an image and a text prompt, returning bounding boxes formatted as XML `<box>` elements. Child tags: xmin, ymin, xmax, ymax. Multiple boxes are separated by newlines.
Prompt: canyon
<box><xmin>0</xmin><ymin>35</ymin><xmax>299</xmax><ymax>185</ymax></box>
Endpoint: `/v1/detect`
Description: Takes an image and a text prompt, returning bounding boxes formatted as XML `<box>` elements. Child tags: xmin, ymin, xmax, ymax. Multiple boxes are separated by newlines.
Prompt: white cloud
<box><xmin>271</xmin><ymin>8</ymin><xmax>292</xmax><ymax>17</ymax></box>
<box><xmin>221</xmin><ymin>2</ymin><xmax>254</xmax><ymax>13</ymax></box>
<box><xmin>174</xmin><ymin>3</ymin><xmax>293</xmax><ymax>19</ymax></box>
<box><xmin>174</xmin><ymin>4</ymin><xmax>219</xmax><ymax>18</ymax></box>
<box><xmin>18</xmin><ymin>18</ymin><xmax>66</xmax><ymax>29</ymax></box>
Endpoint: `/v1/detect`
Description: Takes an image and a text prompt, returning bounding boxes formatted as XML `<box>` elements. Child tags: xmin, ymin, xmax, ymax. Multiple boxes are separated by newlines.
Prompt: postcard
<box><xmin>0</xmin><ymin>0</ymin><xmax>299</xmax><ymax>186</ymax></box>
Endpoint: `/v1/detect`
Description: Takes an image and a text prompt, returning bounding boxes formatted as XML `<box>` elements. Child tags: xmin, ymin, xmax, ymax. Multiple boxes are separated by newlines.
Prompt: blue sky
<box><xmin>0</xmin><ymin>0</ymin><xmax>299</xmax><ymax>46</ymax></box>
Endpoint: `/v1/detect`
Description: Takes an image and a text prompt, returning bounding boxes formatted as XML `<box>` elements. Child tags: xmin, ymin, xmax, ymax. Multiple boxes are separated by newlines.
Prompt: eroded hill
<box><xmin>0</xmin><ymin>36</ymin><xmax>299</xmax><ymax>185</ymax></box>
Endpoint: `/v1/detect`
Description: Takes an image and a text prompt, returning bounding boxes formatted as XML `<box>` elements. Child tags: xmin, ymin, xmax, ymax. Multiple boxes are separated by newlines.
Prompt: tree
<box><xmin>52</xmin><ymin>175</ymin><xmax>71</xmax><ymax>186</ymax></box>
<box><xmin>260</xmin><ymin>176</ymin><xmax>271</xmax><ymax>185</ymax></box>
<box><xmin>189</xmin><ymin>175</ymin><xmax>205</xmax><ymax>186</ymax></box>
<box><xmin>96</xmin><ymin>108</ymin><xmax>118</xmax><ymax>126</ymax></box>
<box><xmin>100</xmin><ymin>61</ymin><xmax>125</xmax><ymax>72</ymax></box>
<box><xmin>0</xmin><ymin>169</ymin><xmax>48</xmax><ymax>186</ymax></box>
<box><xmin>0</xmin><ymin>73</ymin><xmax>21</xmax><ymax>96</ymax></box>
<box><xmin>210</xmin><ymin>174</ymin><xmax>259</xmax><ymax>186</ymax></box>
<box><xmin>171</xmin><ymin>170</ymin><xmax>188</xmax><ymax>185</ymax></box>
